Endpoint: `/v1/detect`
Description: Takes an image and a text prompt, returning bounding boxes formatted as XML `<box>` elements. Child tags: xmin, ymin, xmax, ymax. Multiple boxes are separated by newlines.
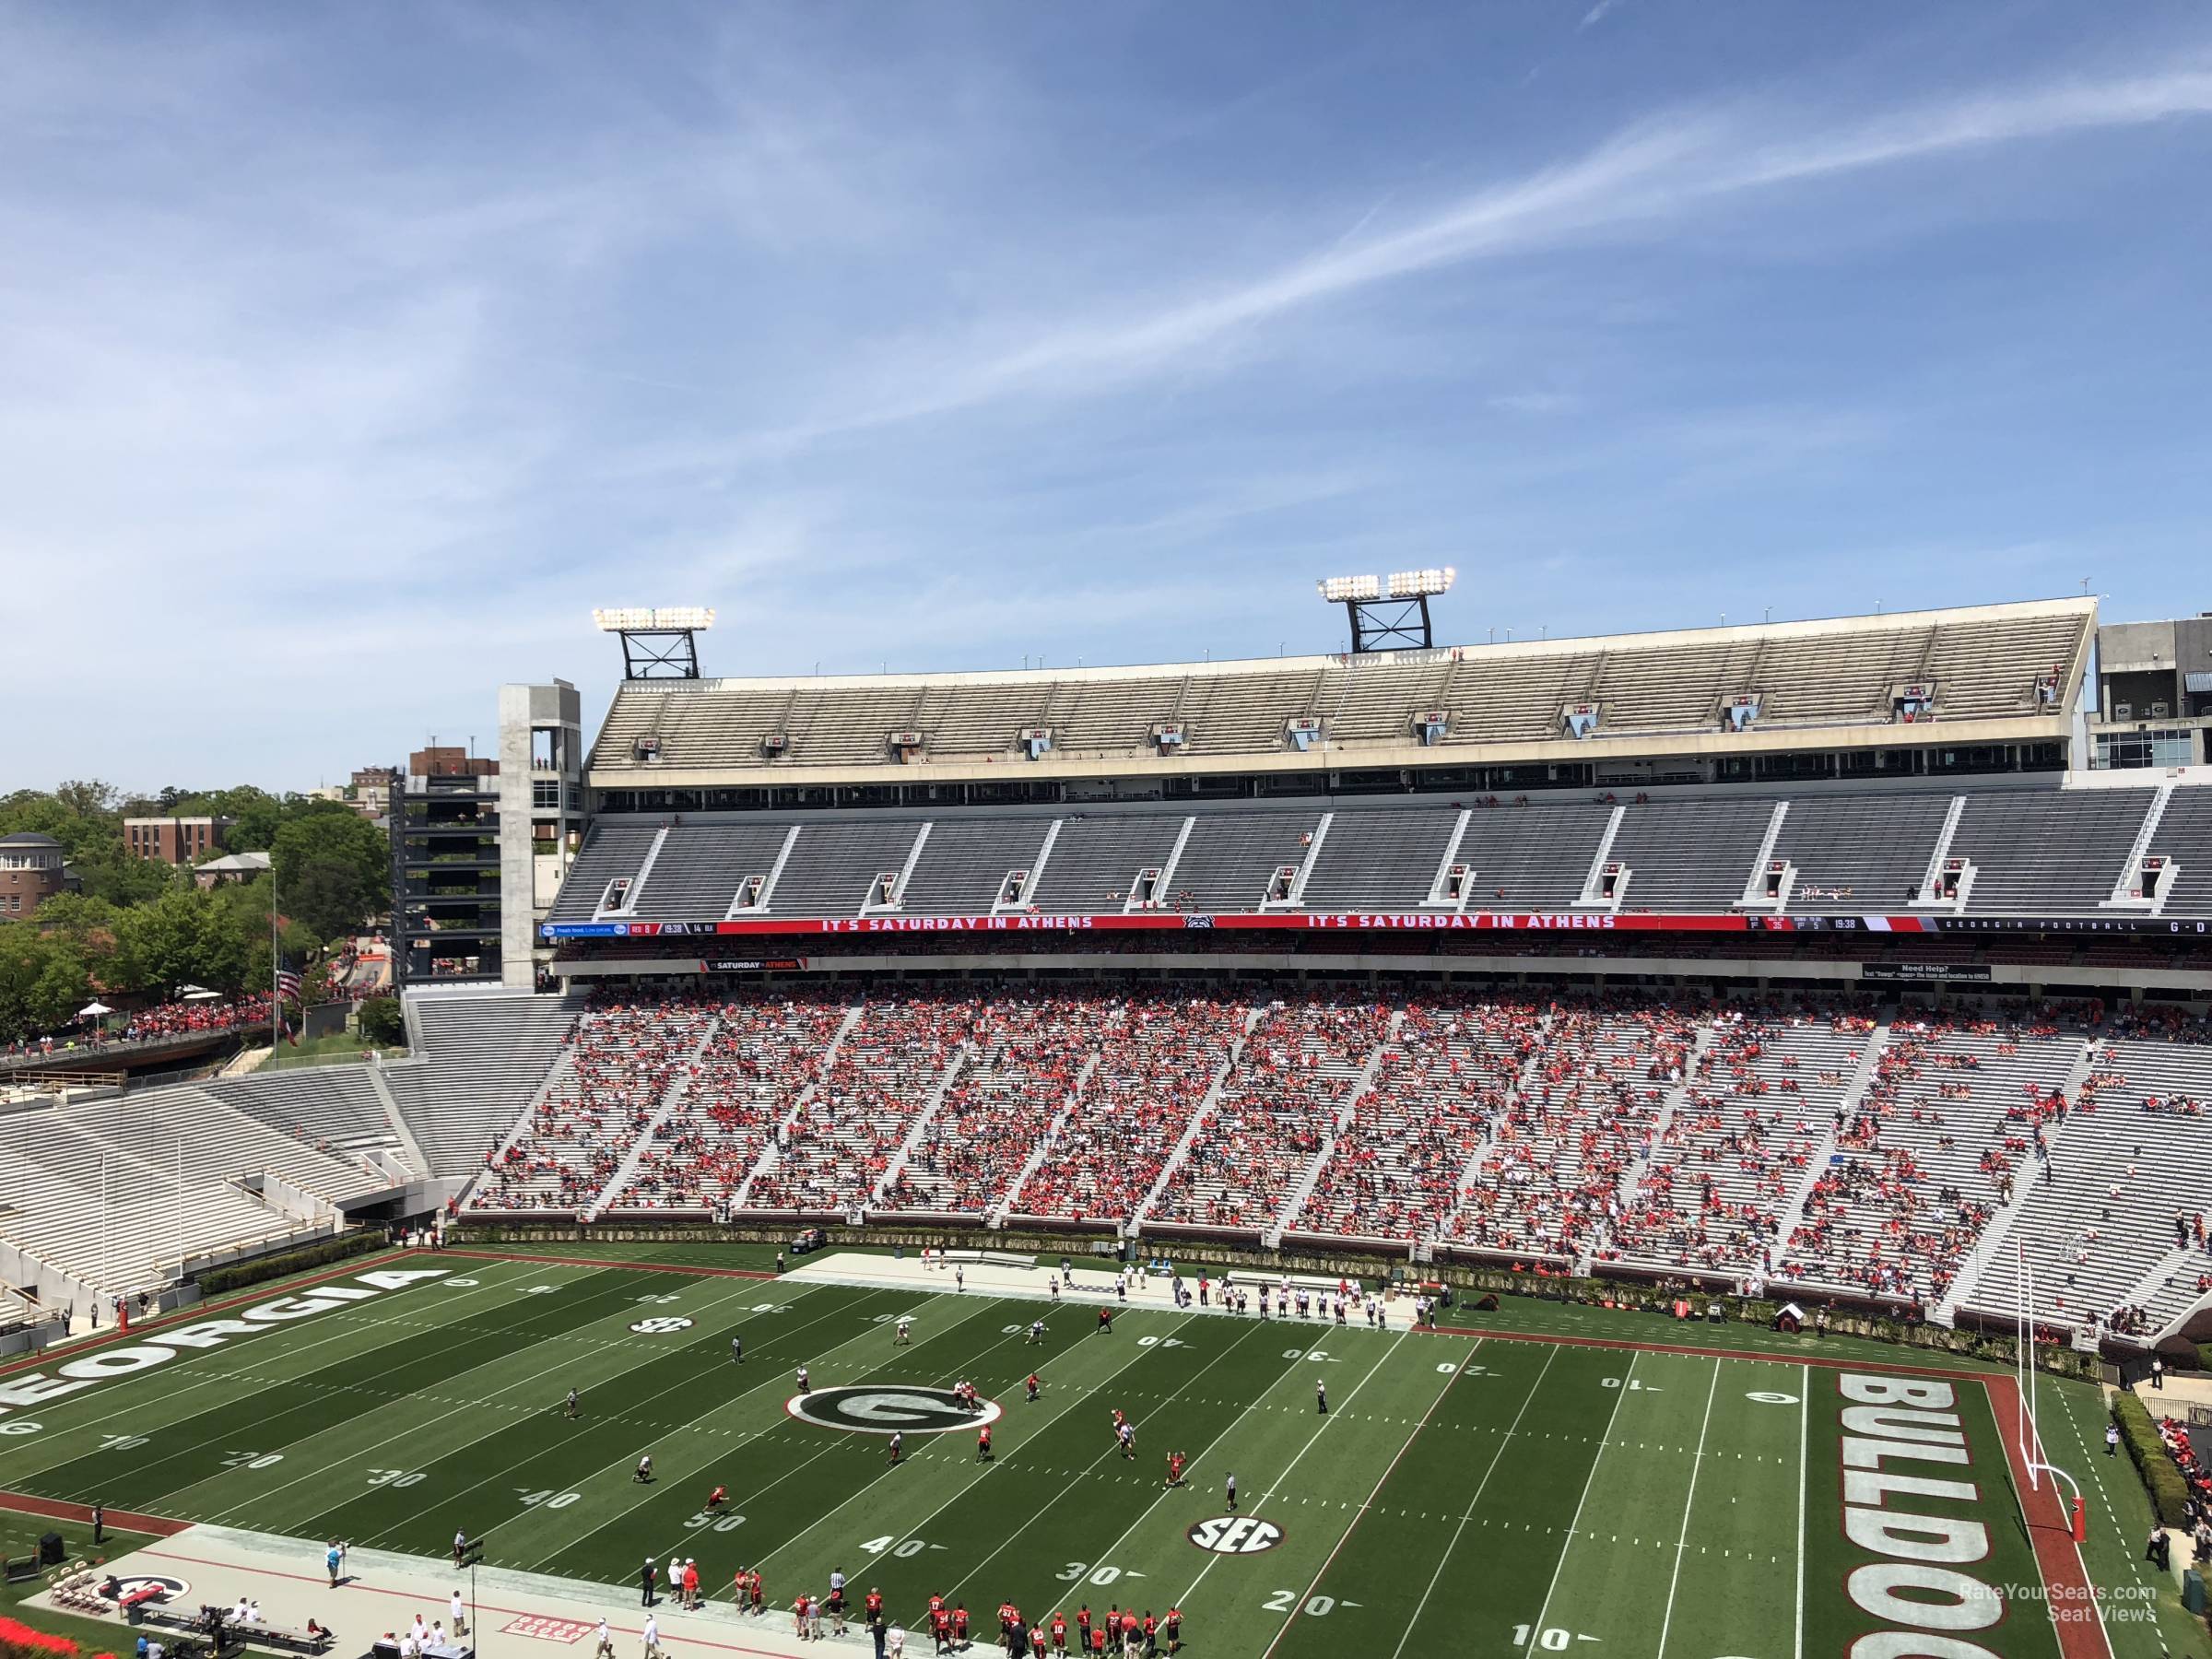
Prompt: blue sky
<box><xmin>4</xmin><ymin>2</ymin><xmax>2210</xmax><ymax>790</ymax></box>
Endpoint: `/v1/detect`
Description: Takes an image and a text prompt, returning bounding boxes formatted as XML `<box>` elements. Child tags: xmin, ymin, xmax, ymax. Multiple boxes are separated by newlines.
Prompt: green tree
<box><xmin>273</xmin><ymin>806</ymin><xmax>388</xmax><ymax>944</ymax></box>
<box><xmin>357</xmin><ymin>995</ymin><xmax>406</xmax><ymax>1046</ymax></box>
<box><xmin>0</xmin><ymin>925</ymin><xmax>90</xmax><ymax>1042</ymax></box>
<box><xmin>112</xmin><ymin>888</ymin><xmax>253</xmax><ymax>996</ymax></box>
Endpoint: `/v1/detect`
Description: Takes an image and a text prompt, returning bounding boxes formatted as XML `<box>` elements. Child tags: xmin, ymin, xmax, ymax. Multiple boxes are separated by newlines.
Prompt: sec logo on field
<box><xmin>629</xmin><ymin>1316</ymin><xmax>695</xmax><ymax>1335</ymax></box>
<box><xmin>786</xmin><ymin>1385</ymin><xmax>1003</xmax><ymax>1436</ymax></box>
<box><xmin>1186</xmin><ymin>1516</ymin><xmax>1284</xmax><ymax>1555</ymax></box>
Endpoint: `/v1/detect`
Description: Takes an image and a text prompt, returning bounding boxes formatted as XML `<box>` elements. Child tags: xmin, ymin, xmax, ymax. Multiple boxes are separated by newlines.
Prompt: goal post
<box><xmin>2014</xmin><ymin>1239</ymin><xmax>2088</xmax><ymax>1540</ymax></box>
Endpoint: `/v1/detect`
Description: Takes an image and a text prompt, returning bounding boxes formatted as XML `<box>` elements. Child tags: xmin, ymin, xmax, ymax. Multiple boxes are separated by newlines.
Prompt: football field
<box><xmin>0</xmin><ymin>1249</ymin><xmax>2154</xmax><ymax>1659</ymax></box>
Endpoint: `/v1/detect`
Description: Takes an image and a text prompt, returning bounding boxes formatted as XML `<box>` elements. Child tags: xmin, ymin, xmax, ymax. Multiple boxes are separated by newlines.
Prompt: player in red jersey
<box><xmin>951</xmin><ymin>1604</ymin><xmax>970</xmax><ymax>1645</ymax></box>
<box><xmin>1026</xmin><ymin>1371</ymin><xmax>1041</xmax><ymax>1402</ymax></box>
<box><xmin>704</xmin><ymin>1484</ymin><xmax>726</xmax><ymax>1511</ymax></box>
<box><xmin>976</xmin><ymin>1422</ymin><xmax>993</xmax><ymax>1461</ymax></box>
<box><xmin>1051</xmin><ymin>1611</ymin><xmax>1068</xmax><ymax>1653</ymax></box>
<box><xmin>1165</xmin><ymin>1451</ymin><xmax>1184</xmax><ymax>1488</ymax></box>
<box><xmin>1161</xmin><ymin>1607</ymin><xmax>1182</xmax><ymax>1656</ymax></box>
<box><xmin>1077</xmin><ymin>1605</ymin><xmax>1092</xmax><ymax>1653</ymax></box>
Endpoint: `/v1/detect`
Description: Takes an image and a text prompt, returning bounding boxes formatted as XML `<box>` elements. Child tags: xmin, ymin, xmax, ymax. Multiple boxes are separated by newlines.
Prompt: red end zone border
<box><xmin>1425</xmin><ymin>1321</ymin><xmax>2110</xmax><ymax>1659</ymax></box>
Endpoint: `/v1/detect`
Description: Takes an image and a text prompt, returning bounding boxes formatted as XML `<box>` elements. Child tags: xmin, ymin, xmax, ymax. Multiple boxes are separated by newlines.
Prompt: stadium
<box><xmin>5</xmin><ymin>585</ymin><xmax>2211</xmax><ymax>1659</ymax></box>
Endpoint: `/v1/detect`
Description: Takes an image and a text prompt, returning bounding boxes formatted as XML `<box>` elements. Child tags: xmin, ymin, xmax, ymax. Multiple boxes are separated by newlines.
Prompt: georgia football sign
<box><xmin>785</xmin><ymin>1385</ymin><xmax>1003</xmax><ymax>1436</ymax></box>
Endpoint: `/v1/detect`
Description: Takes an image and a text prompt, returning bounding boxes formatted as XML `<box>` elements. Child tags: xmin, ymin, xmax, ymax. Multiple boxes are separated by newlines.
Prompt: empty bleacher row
<box><xmin>587</xmin><ymin>598</ymin><xmax>2091</xmax><ymax>776</ymax></box>
<box><xmin>548</xmin><ymin>782</ymin><xmax>2208</xmax><ymax>925</ymax></box>
<box><xmin>383</xmin><ymin>992</ymin><xmax>582</xmax><ymax>1177</ymax></box>
<box><xmin>442</xmin><ymin>983</ymin><xmax>2212</xmax><ymax>1342</ymax></box>
<box><xmin>0</xmin><ymin>1088</ymin><xmax>396</xmax><ymax>1298</ymax></box>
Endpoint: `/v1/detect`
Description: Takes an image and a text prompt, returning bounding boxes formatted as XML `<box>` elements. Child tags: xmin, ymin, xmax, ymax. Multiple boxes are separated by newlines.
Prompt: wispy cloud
<box><xmin>0</xmin><ymin>6</ymin><xmax>2207</xmax><ymax>786</ymax></box>
<box><xmin>722</xmin><ymin>64</ymin><xmax>2212</xmax><ymax>450</ymax></box>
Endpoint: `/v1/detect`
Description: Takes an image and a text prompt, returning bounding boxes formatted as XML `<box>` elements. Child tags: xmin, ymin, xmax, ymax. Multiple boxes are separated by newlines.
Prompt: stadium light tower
<box><xmin>1317</xmin><ymin>568</ymin><xmax>1455</xmax><ymax>653</ymax></box>
<box><xmin>592</xmin><ymin>606</ymin><xmax>716</xmax><ymax>680</ymax></box>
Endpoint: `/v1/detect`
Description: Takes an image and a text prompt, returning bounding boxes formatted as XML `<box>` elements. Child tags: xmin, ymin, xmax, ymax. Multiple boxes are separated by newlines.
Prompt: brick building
<box><xmin>0</xmin><ymin>831</ymin><xmax>67</xmax><ymax>918</ymax></box>
<box><xmin>123</xmin><ymin>816</ymin><xmax>235</xmax><ymax>865</ymax></box>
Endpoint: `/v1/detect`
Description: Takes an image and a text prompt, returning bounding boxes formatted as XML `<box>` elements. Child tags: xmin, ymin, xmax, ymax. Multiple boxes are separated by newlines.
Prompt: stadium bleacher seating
<box><xmin>585</xmin><ymin>599</ymin><xmax>2092</xmax><ymax>777</ymax></box>
<box><xmin>546</xmin><ymin>781</ymin><xmax>2206</xmax><ymax>926</ymax></box>
<box><xmin>384</xmin><ymin>991</ymin><xmax>581</xmax><ymax>1178</ymax></box>
<box><xmin>430</xmin><ymin>981</ymin><xmax>2205</xmax><ymax>1340</ymax></box>
<box><xmin>0</xmin><ymin>1092</ymin><xmax>371</xmax><ymax>1297</ymax></box>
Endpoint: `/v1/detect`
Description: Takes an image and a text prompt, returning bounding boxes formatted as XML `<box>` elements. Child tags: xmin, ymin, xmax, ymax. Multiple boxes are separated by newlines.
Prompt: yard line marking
<box><xmin>197</xmin><ymin>1274</ymin><xmax>828</xmax><ymax>1526</ymax></box>
<box><xmin>946</xmin><ymin>1315</ymin><xmax>1316</xmax><ymax>1602</ymax></box>
<box><xmin>739</xmin><ymin>1310</ymin><xmax>1187</xmax><ymax>1575</ymax></box>
<box><xmin>1</xmin><ymin>1259</ymin><xmax>554</xmax><ymax>1476</ymax></box>
<box><xmin>1654</xmin><ymin>1358</ymin><xmax>1722</xmax><ymax>1659</ymax></box>
<box><xmin>1520</xmin><ymin>1351</ymin><xmax>1634</xmax><ymax>1659</ymax></box>
<box><xmin>516</xmin><ymin>1291</ymin><xmax>1026</xmax><ymax>1571</ymax></box>
<box><xmin>1250</xmin><ymin>1336</ymin><xmax>1460</xmax><ymax>1659</ymax></box>
<box><xmin>1794</xmin><ymin>1360</ymin><xmax>1807</xmax><ymax>1659</ymax></box>
<box><xmin>1386</xmin><ymin>1342</ymin><xmax>1554</xmax><ymax>1659</ymax></box>
<box><xmin>644</xmin><ymin>1300</ymin><xmax>1178</xmax><ymax>1573</ymax></box>
<box><xmin>327</xmin><ymin>1282</ymin><xmax>890</xmax><ymax>1549</ymax></box>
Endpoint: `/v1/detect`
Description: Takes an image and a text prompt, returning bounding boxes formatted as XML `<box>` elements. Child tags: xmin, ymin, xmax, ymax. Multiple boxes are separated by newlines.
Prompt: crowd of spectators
<box><xmin>469</xmin><ymin>996</ymin><xmax>713</xmax><ymax>1211</ymax></box>
<box><xmin>1445</xmin><ymin>997</ymin><xmax>1696</xmax><ymax>1261</ymax></box>
<box><xmin>751</xmin><ymin>994</ymin><xmax>976</xmax><ymax>1212</ymax></box>
<box><xmin>615</xmin><ymin>993</ymin><xmax>848</xmax><ymax>1210</ymax></box>
<box><xmin>1780</xmin><ymin>1012</ymin><xmax>2077</xmax><ymax>1302</ymax></box>
<box><xmin>4</xmin><ymin>994</ymin><xmax>276</xmax><ymax>1060</ymax></box>
<box><xmin>439</xmin><ymin>984</ymin><xmax>2212</xmax><ymax>1343</ymax></box>
<box><xmin>1151</xmin><ymin>994</ymin><xmax>1392</xmax><ymax>1232</ymax></box>
<box><xmin>1603</xmin><ymin>1005</ymin><xmax>1863</xmax><ymax>1275</ymax></box>
<box><xmin>1012</xmin><ymin>994</ymin><xmax>1252</xmax><ymax>1224</ymax></box>
<box><xmin>1295</xmin><ymin>998</ymin><xmax>1535</xmax><ymax>1240</ymax></box>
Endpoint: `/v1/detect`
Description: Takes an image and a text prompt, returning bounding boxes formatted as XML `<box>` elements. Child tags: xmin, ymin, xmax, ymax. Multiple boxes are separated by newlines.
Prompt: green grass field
<box><xmin>2</xmin><ymin>1247</ymin><xmax>2201</xmax><ymax>1659</ymax></box>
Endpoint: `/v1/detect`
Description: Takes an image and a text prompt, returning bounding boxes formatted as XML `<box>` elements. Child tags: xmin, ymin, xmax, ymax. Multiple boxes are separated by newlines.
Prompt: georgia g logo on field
<box><xmin>786</xmin><ymin>1385</ymin><xmax>1003</xmax><ymax>1436</ymax></box>
<box><xmin>1186</xmin><ymin>1516</ymin><xmax>1284</xmax><ymax>1554</ymax></box>
<box><xmin>101</xmin><ymin>1574</ymin><xmax>191</xmax><ymax>1606</ymax></box>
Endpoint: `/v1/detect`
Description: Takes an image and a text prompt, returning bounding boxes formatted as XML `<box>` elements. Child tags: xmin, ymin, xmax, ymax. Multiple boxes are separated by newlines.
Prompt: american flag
<box><xmin>275</xmin><ymin>968</ymin><xmax>304</xmax><ymax>1005</ymax></box>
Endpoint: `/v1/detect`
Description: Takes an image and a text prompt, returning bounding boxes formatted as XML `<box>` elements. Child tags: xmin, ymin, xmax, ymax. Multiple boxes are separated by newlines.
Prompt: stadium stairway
<box><xmin>1133</xmin><ymin>1004</ymin><xmax>1265</xmax><ymax>1237</ymax></box>
<box><xmin>1581</xmin><ymin>1025</ymin><xmax>1715</xmax><ymax>1275</ymax></box>
<box><xmin>478</xmin><ymin>1042</ymin><xmax>582</xmax><ymax>1190</ymax></box>
<box><xmin>732</xmin><ymin>1003</ymin><xmax>865</xmax><ymax>1210</ymax></box>
<box><xmin>870</xmin><ymin>1041</ymin><xmax>978</xmax><ymax>1207</ymax></box>
<box><xmin>362</xmin><ymin>1059</ymin><xmax>432</xmax><ymax>1180</ymax></box>
<box><xmin>1445</xmin><ymin>1007</ymin><xmax>1557</xmax><ymax>1218</ymax></box>
<box><xmin>1761</xmin><ymin>1023</ymin><xmax>1891</xmax><ymax>1285</ymax></box>
<box><xmin>1932</xmin><ymin>1035</ymin><xmax>2097</xmax><ymax>1326</ymax></box>
<box><xmin>584</xmin><ymin>1016</ymin><xmax>726</xmax><ymax>1218</ymax></box>
<box><xmin>1266</xmin><ymin>1009</ymin><xmax>1401</xmax><ymax>1247</ymax></box>
<box><xmin>990</xmin><ymin>1052</ymin><xmax>1101</xmax><ymax>1228</ymax></box>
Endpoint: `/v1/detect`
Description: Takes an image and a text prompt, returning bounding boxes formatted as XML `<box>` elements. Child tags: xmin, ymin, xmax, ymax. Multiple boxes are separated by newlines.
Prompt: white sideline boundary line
<box><xmin>4</xmin><ymin>1262</ymin><xmax>545</xmax><ymax>1482</ymax></box>
<box><xmin>201</xmin><ymin>1275</ymin><xmax>830</xmax><ymax>1529</ymax></box>
<box><xmin>1794</xmin><ymin>1361</ymin><xmax>1808</xmax><ymax>1659</ymax></box>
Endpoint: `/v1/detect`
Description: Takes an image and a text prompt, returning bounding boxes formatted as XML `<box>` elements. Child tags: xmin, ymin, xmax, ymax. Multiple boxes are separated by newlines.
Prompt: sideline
<box><xmin>1424</xmin><ymin>1318</ymin><xmax>2011</xmax><ymax>1379</ymax></box>
<box><xmin>1983</xmin><ymin>1373</ymin><xmax>2112</xmax><ymax>1659</ymax></box>
<box><xmin>0</xmin><ymin>1490</ymin><xmax>188</xmax><ymax>1538</ymax></box>
<box><xmin>0</xmin><ymin>1252</ymin><xmax>446</xmax><ymax>1382</ymax></box>
<box><xmin>441</xmin><ymin>1249</ymin><xmax>777</xmax><ymax>1281</ymax></box>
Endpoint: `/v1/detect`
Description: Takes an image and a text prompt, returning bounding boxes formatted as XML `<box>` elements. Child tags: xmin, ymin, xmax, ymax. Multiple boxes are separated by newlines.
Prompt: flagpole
<box><xmin>271</xmin><ymin>854</ymin><xmax>280</xmax><ymax>1056</ymax></box>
